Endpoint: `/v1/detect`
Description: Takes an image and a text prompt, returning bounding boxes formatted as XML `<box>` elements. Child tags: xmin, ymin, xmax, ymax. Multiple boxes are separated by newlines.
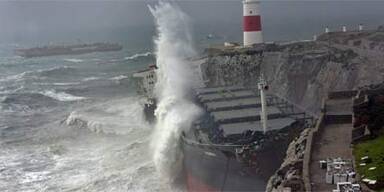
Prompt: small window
<box><xmin>250</xmin><ymin>11</ymin><xmax>252</xmax><ymax>14</ymax></box>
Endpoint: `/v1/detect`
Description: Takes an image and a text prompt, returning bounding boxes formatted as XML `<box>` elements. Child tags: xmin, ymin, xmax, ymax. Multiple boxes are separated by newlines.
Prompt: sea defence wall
<box><xmin>302</xmin><ymin>101</ymin><xmax>326</xmax><ymax>192</ymax></box>
<box><xmin>304</xmin><ymin>91</ymin><xmax>354</xmax><ymax>192</ymax></box>
<box><xmin>267</xmin><ymin>90</ymin><xmax>355</xmax><ymax>192</ymax></box>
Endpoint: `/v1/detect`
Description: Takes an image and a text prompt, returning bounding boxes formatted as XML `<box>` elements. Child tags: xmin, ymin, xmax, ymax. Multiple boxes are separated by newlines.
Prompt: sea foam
<box><xmin>65</xmin><ymin>98</ymin><xmax>149</xmax><ymax>135</ymax></box>
<box><xmin>124</xmin><ymin>52</ymin><xmax>152</xmax><ymax>60</ymax></box>
<box><xmin>149</xmin><ymin>2</ymin><xmax>201</xmax><ymax>181</ymax></box>
<box><xmin>40</xmin><ymin>90</ymin><xmax>86</xmax><ymax>102</ymax></box>
<box><xmin>63</xmin><ymin>58</ymin><xmax>84</xmax><ymax>63</ymax></box>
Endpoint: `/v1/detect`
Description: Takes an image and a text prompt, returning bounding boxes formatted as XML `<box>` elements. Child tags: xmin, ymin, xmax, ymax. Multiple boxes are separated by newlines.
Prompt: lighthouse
<box><xmin>243</xmin><ymin>0</ymin><xmax>263</xmax><ymax>46</ymax></box>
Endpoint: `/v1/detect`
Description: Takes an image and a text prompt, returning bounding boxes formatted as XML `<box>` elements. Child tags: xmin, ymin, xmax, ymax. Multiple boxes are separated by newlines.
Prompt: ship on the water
<box><xmin>132</xmin><ymin>64</ymin><xmax>157</xmax><ymax>123</ymax></box>
<box><xmin>132</xmin><ymin>63</ymin><xmax>315</xmax><ymax>191</ymax></box>
<box><xmin>130</xmin><ymin>0</ymin><xmax>320</xmax><ymax>190</ymax></box>
<box><xmin>14</xmin><ymin>42</ymin><xmax>123</xmax><ymax>58</ymax></box>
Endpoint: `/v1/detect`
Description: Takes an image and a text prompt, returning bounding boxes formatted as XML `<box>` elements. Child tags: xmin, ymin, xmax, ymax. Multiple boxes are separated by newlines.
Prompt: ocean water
<box><xmin>0</xmin><ymin>43</ymin><xmax>178</xmax><ymax>191</ymax></box>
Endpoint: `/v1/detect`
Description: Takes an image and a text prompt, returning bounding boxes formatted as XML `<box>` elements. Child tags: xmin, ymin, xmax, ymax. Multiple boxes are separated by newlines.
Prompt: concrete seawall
<box><xmin>266</xmin><ymin>90</ymin><xmax>356</xmax><ymax>192</ymax></box>
<box><xmin>306</xmin><ymin>91</ymin><xmax>355</xmax><ymax>191</ymax></box>
<box><xmin>303</xmin><ymin>99</ymin><xmax>326</xmax><ymax>192</ymax></box>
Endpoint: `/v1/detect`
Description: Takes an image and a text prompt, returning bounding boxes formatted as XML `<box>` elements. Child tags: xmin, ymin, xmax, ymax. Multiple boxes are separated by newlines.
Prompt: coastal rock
<box><xmin>204</xmin><ymin>35</ymin><xmax>384</xmax><ymax>114</ymax></box>
<box><xmin>265</xmin><ymin>128</ymin><xmax>310</xmax><ymax>192</ymax></box>
<box><xmin>201</xmin><ymin>53</ymin><xmax>262</xmax><ymax>87</ymax></box>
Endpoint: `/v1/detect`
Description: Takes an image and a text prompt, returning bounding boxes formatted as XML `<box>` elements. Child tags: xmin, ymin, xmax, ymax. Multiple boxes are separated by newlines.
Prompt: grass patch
<box><xmin>353</xmin><ymin>135</ymin><xmax>384</xmax><ymax>189</ymax></box>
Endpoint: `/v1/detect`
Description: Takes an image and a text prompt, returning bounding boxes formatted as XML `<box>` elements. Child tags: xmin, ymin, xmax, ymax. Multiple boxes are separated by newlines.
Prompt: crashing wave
<box><xmin>0</xmin><ymin>71</ymin><xmax>33</xmax><ymax>82</ymax></box>
<box><xmin>2</xmin><ymin>93</ymin><xmax>55</xmax><ymax>104</ymax></box>
<box><xmin>64</xmin><ymin>112</ymin><xmax>134</xmax><ymax>135</ymax></box>
<box><xmin>1</xmin><ymin>89</ymin><xmax>83</xmax><ymax>113</ymax></box>
<box><xmin>63</xmin><ymin>58</ymin><xmax>84</xmax><ymax>63</ymax></box>
<box><xmin>0</xmin><ymin>103</ymin><xmax>32</xmax><ymax>113</ymax></box>
<box><xmin>35</xmin><ymin>82</ymin><xmax>80</xmax><ymax>86</ymax></box>
<box><xmin>64</xmin><ymin>98</ymin><xmax>149</xmax><ymax>135</ymax></box>
<box><xmin>0</xmin><ymin>66</ymin><xmax>76</xmax><ymax>83</ymax></box>
<box><xmin>149</xmin><ymin>2</ymin><xmax>201</xmax><ymax>181</ymax></box>
<box><xmin>124</xmin><ymin>52</ymin><xmax>152</xmax><ymax>60</ymax></box>
<box><xmin>38</xmin><ymin>66</ymin><xmax>77</xmax><ymax>77</ymax></box>
<box><xmin>1</xmin><ymin>92</ymin><xmax>58</xmax><ymax>111</ymax></box>
<box><xmin>0</xmin><ymin>85</ymin><xmax>24</xmax><ymax>94</ymax></box>
<box><xmin>65</xmin><ymin>111</ymin><xmax>108</xmax><ymax>134</ymax></box>
<box><xmin>51</xmin><ymin>82</ymin><xmax>80</xmax><ymax>86</ymax></box>
<box><xmin>82</xmin><ymin>76</ymin><xmax>101</xmax><ymax>81</ymax></box>
<box><xmin>109</xmin><ymin>75</ymin><xmax>128</xmax><ymax>81</ymax></box>
<box><xmin>40</xmin><ymin>90</ymin><xmax>86</xmax><ymax>102</ymax></box>
<box><xmin>82</xmin><ymin>75</ymin><xmax>127</xmax><ymax>83</ymax></box>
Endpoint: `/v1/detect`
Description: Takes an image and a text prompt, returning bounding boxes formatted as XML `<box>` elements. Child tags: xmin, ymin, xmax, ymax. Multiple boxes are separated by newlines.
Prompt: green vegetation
<box><xmin>353</xmin><ymin>135</ymin><xmax>384</xmax><ymax>189</ymax></box>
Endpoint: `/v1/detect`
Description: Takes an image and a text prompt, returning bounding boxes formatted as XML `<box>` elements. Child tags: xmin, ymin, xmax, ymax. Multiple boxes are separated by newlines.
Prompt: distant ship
<box><xmin>14</xmin><ymin>43</ymin><xmax>123</xmax><ymax>58</ymax></box>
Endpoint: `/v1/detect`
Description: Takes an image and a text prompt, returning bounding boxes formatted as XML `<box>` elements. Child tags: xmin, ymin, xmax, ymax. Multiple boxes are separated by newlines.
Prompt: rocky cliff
<box><xmin>265</xmin><ymin>128</ymin><xmax>310</xmax><ymax>192</ymax></box>
<box><xmin>201</xmin><ymin>27</ymin><xmax>384</xmax><ymax>114</ymax></box>
<box><xmin>202</xmin><ymin>48</ymin><xmax>263</xmax><ymax>87</ymax></box>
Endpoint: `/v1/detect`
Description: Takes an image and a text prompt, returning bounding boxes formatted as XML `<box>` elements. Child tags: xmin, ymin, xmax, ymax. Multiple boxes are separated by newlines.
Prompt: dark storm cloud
<box><xmin>0</xmin><ymin>1</ymin><xmax>383</xmax><ymax>44</ymax></box>
<box><xmin>0</xmin><ymin>1</ymin><xmax>152</xmax><ymax>39</ymax></box>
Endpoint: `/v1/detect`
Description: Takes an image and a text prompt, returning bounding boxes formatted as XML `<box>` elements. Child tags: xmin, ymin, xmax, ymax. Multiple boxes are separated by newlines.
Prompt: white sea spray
<box><xmin>149</xmin><ymin>2</ymin><xmax>201</xmax><ymax>181</ymax></box>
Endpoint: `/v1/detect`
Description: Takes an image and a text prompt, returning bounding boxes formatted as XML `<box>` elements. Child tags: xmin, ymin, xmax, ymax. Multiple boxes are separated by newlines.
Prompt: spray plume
<box><xmin>148</xmin><ymin>2</ymin><xmax>201</xmax><ymax>181</ymax></box>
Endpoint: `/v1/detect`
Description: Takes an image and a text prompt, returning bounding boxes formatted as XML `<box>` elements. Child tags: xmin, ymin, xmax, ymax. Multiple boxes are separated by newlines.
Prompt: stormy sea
<box><xmin>0</xmin><ymin>46</ymin><xmax>165</xmax><ymax>191</ymax></box>
<box><xmin>2</xmin><ymin>1</ymin><xmax>384</xmax><ymax>192</ymax></box>
<box><xmin>0</xmin><ymin>1</ymin><xmax>201</xmax><ymax>191</ymax></box>
<box><xmin>0</xmin><ymin>18</ymin><xmax>165</xmax><ymax>191</ymax></box>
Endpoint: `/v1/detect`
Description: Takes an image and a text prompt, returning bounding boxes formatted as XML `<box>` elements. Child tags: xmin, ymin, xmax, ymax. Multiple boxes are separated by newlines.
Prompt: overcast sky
<box><xmin>1</xmin><ymin>1</ymin><xmax>383</xmax><ymax>45</ymax></box>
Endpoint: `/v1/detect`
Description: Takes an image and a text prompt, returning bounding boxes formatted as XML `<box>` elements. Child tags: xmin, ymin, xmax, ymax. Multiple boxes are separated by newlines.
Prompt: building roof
<box><xmin>219</xmin><ymin>117</ymin><xmax>296</xmax><ymax>136</ymax></box>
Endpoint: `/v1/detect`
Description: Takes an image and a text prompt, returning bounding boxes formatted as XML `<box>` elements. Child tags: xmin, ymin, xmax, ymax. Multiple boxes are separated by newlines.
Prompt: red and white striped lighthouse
<box><xmin>243</xmin><ymin>0</ymin><xmax>263</xmax><ymax>46</ymax></box>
